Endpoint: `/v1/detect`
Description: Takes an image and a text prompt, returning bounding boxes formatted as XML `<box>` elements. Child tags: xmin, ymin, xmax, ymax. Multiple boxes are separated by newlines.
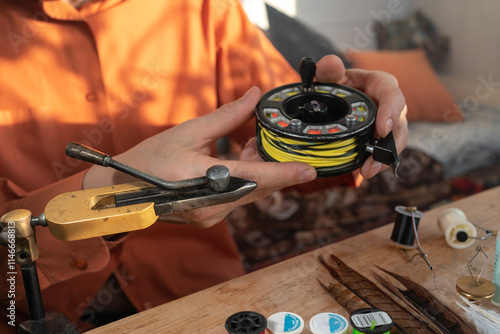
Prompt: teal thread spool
<box><xmin>492</xmin><ymin>232</ymin><xmax>500</xmax><ymax>307</ymax></box>
<box><xmin>267</xmin><ymin>312</ymin><xmax>304</xmax><ymax>334</ymax></box>
<box><xmin>309</xmin><ymin>313</ymin><xmax>349</xmax><ymax>334</ymax></box>
<box><xmin>349</xmin><ymin>308</ymin><xmax>393</xmax><ymax>334</ymax></box>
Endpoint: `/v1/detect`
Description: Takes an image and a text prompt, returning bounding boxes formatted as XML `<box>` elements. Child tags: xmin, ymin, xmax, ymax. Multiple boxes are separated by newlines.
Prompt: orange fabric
<box><xmin>346</xmin><ymin>49</ymin><xmax>464</xmax><ymax>122</ymax></box>
<box><xmin>0</xmin><ymin>0</ymin><xmax>352</xmax><ymax>332</ymax></box>
<box><xmin>0</xmin><ymin>0</ymin><xmax>300</xmax><ymax>331</ymax></box>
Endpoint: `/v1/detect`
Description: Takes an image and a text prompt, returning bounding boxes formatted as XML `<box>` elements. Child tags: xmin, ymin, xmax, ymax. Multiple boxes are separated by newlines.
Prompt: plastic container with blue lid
<box><xmin>309</xmin><ymin>312</ymin><xmax>349</xmax><ymax>334</ymax></box>
<box><xmin>267</xmin><ymin>312</ymin><xmax>305</xmax><ymax>334</ymax></box>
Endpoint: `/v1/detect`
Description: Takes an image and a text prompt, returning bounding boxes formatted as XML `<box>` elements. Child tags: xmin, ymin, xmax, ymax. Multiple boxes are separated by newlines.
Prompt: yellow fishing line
<box><xmin>258</xmin><ymin>125</ymin><xmax>358</xmax><ymax>168</ymax></box>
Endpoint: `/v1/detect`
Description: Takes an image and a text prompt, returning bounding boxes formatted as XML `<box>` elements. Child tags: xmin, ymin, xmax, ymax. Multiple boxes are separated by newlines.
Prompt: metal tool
<box><xmin>3</xmin><ymin>141</ymin><xmax>256</xmax><ymax>239</ymax></box>
<box><xmin>0</xmin><ymin>142</ymin><xmax>258</xmax><ymax>333</ymax></box>
<box><xmin>39</xmin><ymin>142</ymin><xmax>257</xmax><ymax>241</ymax></box>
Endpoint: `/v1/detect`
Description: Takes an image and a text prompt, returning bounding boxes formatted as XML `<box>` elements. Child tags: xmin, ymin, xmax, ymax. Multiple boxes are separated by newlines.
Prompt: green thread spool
<box><xmin>349</xmin><ymin>308</ymin><xmax>393</xmax><ymax>334</ymax></box>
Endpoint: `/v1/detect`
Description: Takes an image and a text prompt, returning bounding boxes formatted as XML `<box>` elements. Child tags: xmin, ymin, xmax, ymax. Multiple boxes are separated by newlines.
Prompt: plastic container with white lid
<box><xmin>266</xmin><ymin>312</ymin><xmax>304</xmax><ymax>334</ymax></box>
<box><xmin>309</xmin><ymin>312</ymin><xmax>349</xmax><ymax>334</ymax></box>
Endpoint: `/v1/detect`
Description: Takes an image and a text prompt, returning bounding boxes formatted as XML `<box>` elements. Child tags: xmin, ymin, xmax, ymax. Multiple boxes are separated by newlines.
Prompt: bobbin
<box><xmin>254</xmin><ymin>57</ymin><xmax>400</xmax><ymax>177</ymax></box>
<box><xmin>390</xmin><ymin>206</ymin><xmax>433</xmax><ymax>270</ymax></box>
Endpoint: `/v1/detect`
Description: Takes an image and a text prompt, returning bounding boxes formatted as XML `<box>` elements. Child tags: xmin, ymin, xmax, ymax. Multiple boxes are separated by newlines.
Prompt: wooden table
<box><xmin>89</xmin><ymin>186</ymin><xmax>500</xmax><ymax>333</ymax></box>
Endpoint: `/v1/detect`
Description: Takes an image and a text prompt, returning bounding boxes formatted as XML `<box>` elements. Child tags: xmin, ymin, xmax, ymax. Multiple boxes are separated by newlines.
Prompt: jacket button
<box><xmin>86</xmin><ymin>92</ymin><xmax>97</xmax><ymax>102</ymax></box>
<box><xmin>74</xmin><ymin>257</ymin><xmax>88</xmax><ymax>270</ymax></box>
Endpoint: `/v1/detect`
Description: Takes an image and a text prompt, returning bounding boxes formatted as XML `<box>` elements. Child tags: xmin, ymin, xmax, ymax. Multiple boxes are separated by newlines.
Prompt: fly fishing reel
<box><xmin>255</xmin><ymin>57</ymin><xmax>400</xmax><ymax>177</ymax></box>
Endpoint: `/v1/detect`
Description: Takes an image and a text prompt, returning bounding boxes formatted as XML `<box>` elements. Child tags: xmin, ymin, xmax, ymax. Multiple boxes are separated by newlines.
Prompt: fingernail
<box><xmin>242</xmin><ymin>86</ymin><xmax>256</xmax><ymax>99</ymax></box>
<box><xmin>371</xmin><ymin>162</ymin><xmax>382</xmax><ymax>176</ymax></box>
<box><xmin>385</xmin><ymin>118</ymin><xmax>393</xmax><ymax>136</ymax></box>
<box><xmin>301</xmin><ymin>169</ymin><xmax>316</xmax><ymax>182</ymax></box>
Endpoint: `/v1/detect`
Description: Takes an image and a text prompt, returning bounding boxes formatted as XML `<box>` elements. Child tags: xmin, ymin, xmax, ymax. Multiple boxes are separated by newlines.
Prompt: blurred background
<box><xmin>241</xmin><ymin>0</ymin><xmax>500</xmax><ymax>83</ymax></box>
<box><xmin>228</xmin><ymin>0</ymin><xmax>500</xmax><ymax>272</ymax></box>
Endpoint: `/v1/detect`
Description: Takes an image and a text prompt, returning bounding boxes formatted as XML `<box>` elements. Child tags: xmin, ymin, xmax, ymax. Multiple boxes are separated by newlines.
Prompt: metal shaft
<box><xmin>66</xmin><ymin>142</ymin><xmax>207</xmax><ymax>189</ymax></box>
<box><xmin>108</xmin><ymin>159</ymin><xmax>207</xmax><ymax>189</ymax></box>
<box><xmin>21</xmin><ymin>262</ymin><xmax>45</xmax><ymax>321</ymax></box>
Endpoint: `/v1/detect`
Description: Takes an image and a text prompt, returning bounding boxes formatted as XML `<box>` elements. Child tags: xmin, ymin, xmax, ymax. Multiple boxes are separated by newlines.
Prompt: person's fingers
<box><xmin>170</xmin><ymin>159</ymin><xmax>317</xmax><ymax>228</ymax></box>
<box><xmin>359</xmin><ymin>155</ymin><xmax>387</xmax><ymax>179</ymax></box>
<box><xmin>226</xmin><ymin>160</ymin><xmax>317</xmax><ymax>190</ymax></box>
<box><xmin>315</xmin><ymin>55</ymin><xmax>346</xmax><ymax>83</ymax></box>
<box><xmin>369</xmin><ymin>77</ymin><xmax>406</xmax><ymax>138</ymax></box>
<box><xmin>343</xmin><ymin>69</ymin><xmax>406</xmax><ymax>138</ymax></box>
<box><xmin>239</xmin><ymin>137</ymin><xmax>260</xmax><ymax>161</ymax></box>
<box><xmin>176</xmin><ymin>86</ymin><xmax>261</xmax><ymax>142</ymax></box>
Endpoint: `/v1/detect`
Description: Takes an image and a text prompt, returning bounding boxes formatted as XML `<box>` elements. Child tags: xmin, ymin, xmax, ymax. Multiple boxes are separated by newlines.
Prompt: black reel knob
<box><xmin>299</xmin><ymin>57</ymin><xmax>316</xmax><ymax>91</ymax></box>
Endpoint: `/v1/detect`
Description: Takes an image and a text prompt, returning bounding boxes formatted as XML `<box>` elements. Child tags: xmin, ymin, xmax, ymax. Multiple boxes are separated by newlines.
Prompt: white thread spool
<box><xmin>438</xmin><ymin>208</ymin><xmax>477</xmax><ymax>249</ymax></box>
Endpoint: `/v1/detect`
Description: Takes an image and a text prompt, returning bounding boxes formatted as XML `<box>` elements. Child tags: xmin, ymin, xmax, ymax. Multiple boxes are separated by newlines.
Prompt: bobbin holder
<box><xmin>255</xmin><ymin>57</ymin><xmax>400</xmax><ymax>177</ymax></box>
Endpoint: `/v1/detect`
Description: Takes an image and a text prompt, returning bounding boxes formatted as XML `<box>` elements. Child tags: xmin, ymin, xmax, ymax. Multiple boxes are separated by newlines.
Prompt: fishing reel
<box><xmin>255</xmin><ymin>57</ymin><xmax>400</xmax><ymax>177</ymax></box>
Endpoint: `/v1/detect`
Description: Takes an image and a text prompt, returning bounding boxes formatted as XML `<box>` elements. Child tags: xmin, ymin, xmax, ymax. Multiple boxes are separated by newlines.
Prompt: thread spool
<box><xmin>437</xmin><ymin>208</ymin><xmax>477</xmax><ymax>249</ymax></box>
<box><xmin>225</xmin><ymin>311</ymin><xmax>267</xmax><ymax>334</ymax></box>
<box><xmin>267</xmin><ymin>312</ymin><xmax>304</xmax><ymax>334</ymax></box>
<box><xmin>309</xmin><ymin>312</ymin><xmax>349</xmax><ymax>334</ymax></box>
<box><xmin>492</xmin><ymin>232</ymin><xmax>500</xmax><ymax>306</ymax></box>
<box><xmin>390</xmin><ymin>206</ymin><xmax>424</xmax><ymax>249</ymax></box>
<box><xmin>350</xmin><ymin>308</ymin><xmax>393</xmax><ymax>334</ymax></box>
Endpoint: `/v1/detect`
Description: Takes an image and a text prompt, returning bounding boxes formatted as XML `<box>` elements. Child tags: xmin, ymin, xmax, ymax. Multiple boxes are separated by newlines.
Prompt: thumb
<box><xmin>198</xmin><ymin>86</ymin><xmax>261</xmax><ymax>140</ymax></box>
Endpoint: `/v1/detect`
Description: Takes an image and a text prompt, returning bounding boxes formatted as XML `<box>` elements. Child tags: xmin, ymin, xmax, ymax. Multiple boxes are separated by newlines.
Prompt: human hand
<box><xmin>315</xmin><ymin>55</ymin><xmax>408</xmax><ymax>178</ymax></box>
<box><xmin>83</xmin><ymin>87</ymin><xmax>317</xmax><ymax>228</ymax></box>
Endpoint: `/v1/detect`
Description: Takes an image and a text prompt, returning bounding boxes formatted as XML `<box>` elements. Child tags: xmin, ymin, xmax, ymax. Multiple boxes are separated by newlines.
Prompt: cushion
<box><xmin>376</xmin><ymin>11</ymin><xmax>450</xmax><ymax>67</ymax></box>
<box><xmin>346</xmin><ymin>49</ymin><xmax>464</xmax><ymax>122</ymax></box>
<box><xmin>265</xmin><ymin>4</ymin><xmax>350</xmax><ymax>72</ymax></box>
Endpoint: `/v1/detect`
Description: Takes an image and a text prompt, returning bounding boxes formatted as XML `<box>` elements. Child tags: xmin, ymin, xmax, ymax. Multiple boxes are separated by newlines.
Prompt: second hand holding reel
<box><xmin>255</xmin><ymin>57</ymin><xmax>400</xmax><ymax>177</ymax></box>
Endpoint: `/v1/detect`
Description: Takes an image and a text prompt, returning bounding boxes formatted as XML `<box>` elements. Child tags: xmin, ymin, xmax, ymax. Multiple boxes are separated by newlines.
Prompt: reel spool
<box><xmin>255</xmin><ymin>57</ymin><xmax>400</xmax><ymax>177</ymax></box>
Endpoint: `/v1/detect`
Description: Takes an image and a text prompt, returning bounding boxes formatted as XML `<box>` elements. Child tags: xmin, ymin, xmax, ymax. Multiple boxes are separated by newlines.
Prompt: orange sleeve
<box><xmin>211</xmin><ymin>0</ymin><xmax>299</xmax><ymax>147</ymax></box>
<box><xmin>0</xmin><ymin>172</ymin><xmax>85</xmax><ymax>217</ymax></box>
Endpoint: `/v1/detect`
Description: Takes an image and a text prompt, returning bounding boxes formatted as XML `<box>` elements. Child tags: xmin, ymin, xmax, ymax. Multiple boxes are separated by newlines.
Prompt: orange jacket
<box><xmin>0</xmin><ymin>0</ymin><xmax>354</xmax><ymax>332</ymax></box>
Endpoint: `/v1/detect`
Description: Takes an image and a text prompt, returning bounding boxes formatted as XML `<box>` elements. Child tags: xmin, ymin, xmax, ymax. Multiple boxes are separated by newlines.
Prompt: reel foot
<box><xmin>370</xmin><ymin>131</ymin><xmax>400</xmax><ymax>177</ymax></box>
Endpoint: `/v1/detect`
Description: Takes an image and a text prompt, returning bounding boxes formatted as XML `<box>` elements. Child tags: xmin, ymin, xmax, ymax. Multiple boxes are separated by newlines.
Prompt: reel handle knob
<box><xmin>66</xmin><ymin>142</ymin><xmax>111</xmax><ymax>167</ymax></box>
<box><xmin>299</xmin><ymin>57</ymin><xmax>316</xmax><ymax>91</ymax></box>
